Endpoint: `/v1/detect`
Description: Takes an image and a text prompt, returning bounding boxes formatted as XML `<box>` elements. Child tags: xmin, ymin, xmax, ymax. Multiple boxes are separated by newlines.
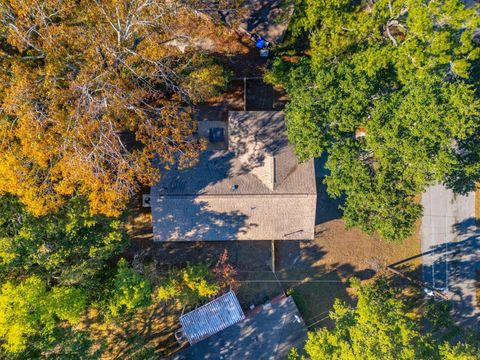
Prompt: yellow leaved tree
<box><xmin>0</xmin><ymin>0</ymin><xmax>237</xmax><ymax>216</ymax></box>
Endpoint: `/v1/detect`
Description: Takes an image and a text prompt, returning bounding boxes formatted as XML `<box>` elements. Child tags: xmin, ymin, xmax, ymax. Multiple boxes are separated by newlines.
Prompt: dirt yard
<box><xmin>122</xmin><ymin>78</ymin><xmax>423</xmax><ymax>352</ymax></box>
<box><xmin>125</xmin><ymin>172</ymin><xmax>422</xmax><ymax>337</ymax></box>
<box><xmin>120</xmin><ymin>209</ymin><xmax>423</xmax><ymax>356</ymax></box>
<box><xmin>123</xmin><ymin>159</ymin><xmax>423</xmax><ymax>358</ymax></box>
<box><xmin>273</xmin><ymin>218</ymin><xmax>421</xmax><ymax>326</ymax></box>
<box><xmin>126</xmin><ymin>210</ymin><xmax>421</xmax><ymax>327</ymax></box>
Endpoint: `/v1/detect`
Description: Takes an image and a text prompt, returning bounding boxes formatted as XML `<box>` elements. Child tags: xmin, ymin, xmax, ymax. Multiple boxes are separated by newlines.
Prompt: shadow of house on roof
<box><xmin>151</xmin><ymin>111</ymin><xmax>316</xmax><ymax>241</ymax></box>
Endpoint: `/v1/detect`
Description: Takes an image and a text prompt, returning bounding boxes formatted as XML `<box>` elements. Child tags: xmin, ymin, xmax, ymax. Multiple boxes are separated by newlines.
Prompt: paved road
<box><xmin>421</xmin><ymin>184</ymin><xmax>479</xmax><ymax>328</ymax></box>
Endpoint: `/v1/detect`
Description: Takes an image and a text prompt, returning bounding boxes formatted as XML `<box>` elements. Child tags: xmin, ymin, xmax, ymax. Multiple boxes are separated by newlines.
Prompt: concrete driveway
<box><xmin>421</xmin><ymin>184</ymin><xmax>479</xmax><ymax>328</ymax></box>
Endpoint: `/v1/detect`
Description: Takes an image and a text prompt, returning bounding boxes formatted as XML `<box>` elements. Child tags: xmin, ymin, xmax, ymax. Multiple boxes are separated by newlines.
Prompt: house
<box><xmin>150</xmin><ymin>111</ymin><xmax>317</xmax><ymax>241</ymax></box>
<box><xmin>172</xmin><ymin>293</ymin><xmax>307</xmax><ymax>360</ymax></box>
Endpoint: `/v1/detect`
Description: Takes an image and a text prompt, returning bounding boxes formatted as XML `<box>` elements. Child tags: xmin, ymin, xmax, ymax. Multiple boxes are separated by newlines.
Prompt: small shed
<box><xmin>172</xmin><ymin>294</ymin><xmax>308</xmax><ymax>360</ymax></box>
<box><xmin>179</xmin><ymin>291</ymin><xmax>245</xmax><ymax>345</ymax></box>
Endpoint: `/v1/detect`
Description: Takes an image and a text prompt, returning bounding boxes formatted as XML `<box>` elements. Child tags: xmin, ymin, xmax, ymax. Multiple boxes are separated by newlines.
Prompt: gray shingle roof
<box><xmin>154</xmin><ymin>112</ymin><xmax>315</xmax><ymax>197</ymax></box>
<box><xmin>229</xmin><ymin>111</ymin><xmax>299</xmax><ymax>191</ymax></box>
<box><xmin>172</xmin><ymin>295</ymin><xmax>307</xmax><ymax>360</ymax></box>
<box><xmin>180</xmin><ymin>291</ymin><xmax>245</xmax><ymax>345</ymax></box>
<box><xmin>151</xmin><ymin>111</ymin><xmax>316</xmax><ymax>241</ymax></box>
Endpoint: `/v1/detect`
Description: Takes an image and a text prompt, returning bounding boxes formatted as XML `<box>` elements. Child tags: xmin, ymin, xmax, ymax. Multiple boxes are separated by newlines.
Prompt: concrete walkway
<box><xmin>421</xmin><ymin>185</ymin><xmax>479</xmax><ymax>328</ymax></box>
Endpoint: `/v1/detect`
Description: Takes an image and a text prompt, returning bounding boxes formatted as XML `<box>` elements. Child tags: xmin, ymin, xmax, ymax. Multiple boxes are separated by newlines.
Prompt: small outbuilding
<box><xmin>172</xmin><ymin>294</ymin><xmax>307</xmax><ymax>360</ymax></box>
<box><xmin>178</xmin><ymin>290</ymin><xmax>245</xmax><ymax>345</ymax></box>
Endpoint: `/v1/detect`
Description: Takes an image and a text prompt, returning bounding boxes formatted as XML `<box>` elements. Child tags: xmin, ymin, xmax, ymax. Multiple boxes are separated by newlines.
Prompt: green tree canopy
<box><xmin>304</xmin><ymin>279</ymin><xmax>434</xmax><ymax>359</ymax></box>
<box><xmin>270</xmin><ymin>0</ymin><xmax>480</xmax><ymax>241</ymax></box>
<box><xmin>439</xmin><ymin>342</ymin><xmax>480</xmax><ymax>360</ymax></box>
<box><xmin>156</xmin><ymin>263</ymin><xmax>220</xmax><ymax>306</ymax></box>
<box><xmin>0</xmin><ymin>195</ymin><xmax>127</xmax><ymax>288</ymax></box>
<box><xmin>292</xmin><ymin>279</ymin><xmax>480</xmax><ymax>360</ymax></box>
<box><xmin>0</xmin><ymin>195</ymin><xmax>126</xmax><ymax>357</ymax></box>
<box><xmin>107</xmin><ymin>258</ymin><xmax>152</xmax><ymax>318</ymax></box>
<box><xmin>0</xmin><ymin>195</ymin><xmax>233</xmax><ymax>357</ymax></box>
<box><xmin>0</xmin><ymin>276</ymin><xmax>86</xmax><ymax>353</ymax></box>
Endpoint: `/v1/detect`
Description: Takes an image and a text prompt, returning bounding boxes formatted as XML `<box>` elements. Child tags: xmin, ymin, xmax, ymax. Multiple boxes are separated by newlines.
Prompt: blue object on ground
<box><xmin>255</xmin><ymin>38</ymin><xmax>266</xmax><ymax>49</ymax></box>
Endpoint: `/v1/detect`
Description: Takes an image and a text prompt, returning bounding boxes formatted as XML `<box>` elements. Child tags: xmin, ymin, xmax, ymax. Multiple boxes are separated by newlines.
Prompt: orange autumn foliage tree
<box><xmin>0</xmin><ymin>0</ymin><xmax>236</xmax><ymax>216</ymax></box>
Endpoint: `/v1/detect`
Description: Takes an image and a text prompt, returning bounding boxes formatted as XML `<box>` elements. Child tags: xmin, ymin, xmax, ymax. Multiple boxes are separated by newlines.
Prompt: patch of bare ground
<box><xmin>311</xmin><ymin>218</ymin><xmax>422</xmax><ymax>272</ymax></box>
<box><xmin>125</xmin><ymin>190</ymin><xmax>153</xmax><ymax>241</ymax></box>
<box><xmin>79</xmin><ymin>303</ymin><xmax>183</xmax><ymax>359</ymax></box>
<box><xmin>123</xmin><ymin>140</ymin><xmax>423</xmax><ymax>350</ymax></box>
<box><xmin>274</xmin><ymin>218</ymin><xmax>422</xmax><ymax>328</ymax></box>
<box><xmin>217</xmin><ymin>34</ymin><xmax>269</xmax><ymax>78</ymax></box>
<box><xmin>122</xmin><ymin>216</ymin><xmax>422</xmax><ymax>339</ymax></box>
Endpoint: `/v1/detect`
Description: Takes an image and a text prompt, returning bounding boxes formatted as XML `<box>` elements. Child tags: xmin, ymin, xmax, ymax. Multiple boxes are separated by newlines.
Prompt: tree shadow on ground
<box><xmin>124</xmin><ymin>214</ymin><xmax>427</xmax><ymax>355</ymax></box>
<box><xmin>395</xmin><ymin>217</ymin><xmax>480</xmax><ymax>330</ymax></box>
<box><xmin>274</xmin><ymin>239</ymin><xmax>378</xmax><ymax>329</ymax></box>
<box><xmin>436</xmin><ymin>217</ymin><xmax>479</xmax><ymax>329</ymax></box>
<box><xmin>314</xmin><ymin>154</ymin><xmax>344</xmax><ymax>225</ymax></box>
<box><xmin>244</xmin><ymin>78</ymin><xmax>286</xmax><ymax>111</ymax></box>
<box><xmin>125</xmin><ymin>237</ymin><xmax>363</xmax><ymax>329</ymax></box>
